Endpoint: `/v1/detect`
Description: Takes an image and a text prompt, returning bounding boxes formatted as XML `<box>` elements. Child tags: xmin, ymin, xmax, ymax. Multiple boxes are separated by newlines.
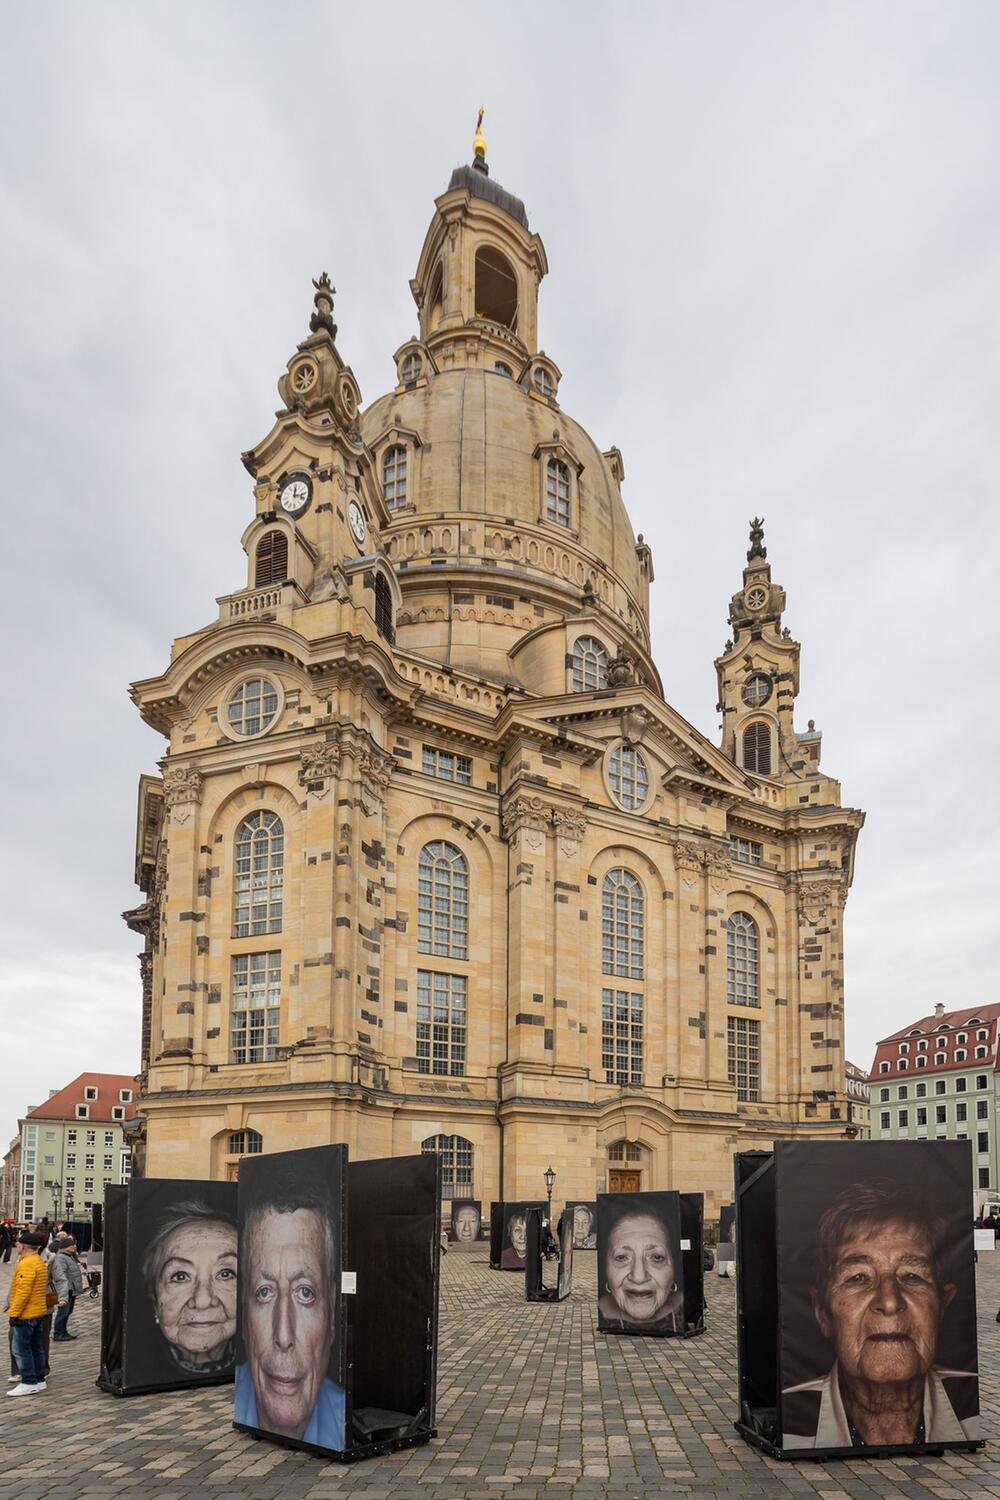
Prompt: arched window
<box><xmin>602</xmin><ymin>869</ymin><xmax>644</xmax><ymax>979</ymax></box>
<box><xmin>401</xmin><ymin>352</ymin><xmax>422</xmax><ymax>383</ymax></box>
<box><xmin>383</xmin><ymin>444</ymin><xmax>408</xmax><ymax>510</ymax></box>
<box><xmin>421</xmin><ymin>1133</ymin><xmax>473</xmax><ymax>1200</ymax></box>
<box><xmin>254</xmin><ymin>530</ymin><xmax>288</xmax><ymax>588</ymax></box>
<box><xmin>228</xmin><ymin>1129</ymin><xmax>262</xmax><ymax>1156</ymax></box>
<box><xmin>428</xmin><ymin>263</ymin><xmax>444</xmax><ymax>333</ymax></box>
<box><xmin>474</xmin><ymin>246</ymin><xmax>517</xmax><ymax>329</ymax></box>
<box><xmin>234</xmin><ymin>811</ymin><xmax>284</xmax><ymax>937</ymax></box>
<box><xmin>546</xmin><ymin>457</ymin><xmax>570</xmax><ymax>526</ymax></box>
<box><xmin>534</xmin><ymin>367</ymin><xmax>554</xmax><ymax>397</ymax></box>
<box><xmin>727</xmin><ymin>912</ymin><xmax>760</xmax><ymax>1007</ymax></box>
<box><xmin>374</xmin><ymin>574</ymin><xmax>394</xmax><ymax>643</ymax></box>
<box><xmin>742</xmin><ymin>721</ymin><xmax>772</xmax><ymax>775</ymax></box>
<box><xmin>572</xmin><ymin>636</ymin><xmax>609</xmax><ymax>692</ymax></box>
<box><xmin>418</xmin><ymin>842</ymin><xmax>469</xmax><ymax>958</ymax></box>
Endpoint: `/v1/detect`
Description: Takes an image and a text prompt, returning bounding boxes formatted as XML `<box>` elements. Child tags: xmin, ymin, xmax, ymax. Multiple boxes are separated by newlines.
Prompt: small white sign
<box><xmin>680</xmin><ymin>1239</ymin><xmax>691</xmax><ymax>1251</ymax></box>
<box><xmin>974</xmin><ymin>1229</ymin><xmax>995</xmax><ymax>1253</ymax></box>
<box><xmin>341</xmin><ymin>1271</ymin><xmax>357</xmax><ymax>1294</ymax></box>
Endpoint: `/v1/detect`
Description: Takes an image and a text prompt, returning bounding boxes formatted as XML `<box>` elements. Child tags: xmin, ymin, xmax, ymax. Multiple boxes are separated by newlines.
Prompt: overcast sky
<box><xmin>2</xmin><ymin>1</ymin><xmax>997</xmax><ymax>1145</ymax></box>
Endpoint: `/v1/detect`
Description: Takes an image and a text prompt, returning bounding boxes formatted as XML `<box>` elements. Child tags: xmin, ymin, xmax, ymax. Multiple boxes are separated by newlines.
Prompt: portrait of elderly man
<box><xmin>598</xmin><ymin>1200</ymin><xmax>683</xmax><ymax>1331</ymax></box>
<box><xmin>451</xmin><ymin>1203</ymin><xmax>481</xmax><ymax>1243</ymax></box>
<box><xmin>782</xmin><ymin>1179</ymin><xmax>979</xmax><ymax>1449</ymax></box>
<box><xmin>141</xmin><ymin>1199</ymin><xmax>238</xmax><ymax>1378</ymax></box>
<box><xmin>235</xmin><ymin>1156</ymin><xmax>345</xmax><ymax>1451</ymax></box>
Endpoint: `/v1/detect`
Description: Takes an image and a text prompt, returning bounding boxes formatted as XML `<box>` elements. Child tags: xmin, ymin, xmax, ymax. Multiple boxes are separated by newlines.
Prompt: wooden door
<box><xmin>609</xmin><ymin>1170</ymin><xmax>641</xmax><ymax>1193</ymax></box>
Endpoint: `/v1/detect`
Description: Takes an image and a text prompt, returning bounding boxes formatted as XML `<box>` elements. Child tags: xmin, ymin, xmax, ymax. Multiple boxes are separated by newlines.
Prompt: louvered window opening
<box><xmin>255</xmin><ymin>530</ymin><xmax>288</xmax><ymax>588</ymax></box>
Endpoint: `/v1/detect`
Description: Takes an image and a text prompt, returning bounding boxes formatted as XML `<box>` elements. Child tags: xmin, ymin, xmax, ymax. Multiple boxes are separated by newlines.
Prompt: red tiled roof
<box><xmin>23</xmin><ymin>1073</ymin><xmax>139</xmax><ymax>1125</ymax></box>
<box><xmin>868</xmin><ymin>1004</ymin><xmax>1000</xmax><ymax>1081</ymax></box>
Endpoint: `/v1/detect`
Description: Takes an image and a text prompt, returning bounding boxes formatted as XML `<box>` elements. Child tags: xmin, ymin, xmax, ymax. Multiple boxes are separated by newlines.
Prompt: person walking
<box><xmin>6</xmin><ymin>1231</ymin><xmax>50</xmax><ymax>1396</ymax></box>
<box><xmin>50</xmin><ymin>1235</ymin><xmax>83</xmax><ymax>1342</ymax></box>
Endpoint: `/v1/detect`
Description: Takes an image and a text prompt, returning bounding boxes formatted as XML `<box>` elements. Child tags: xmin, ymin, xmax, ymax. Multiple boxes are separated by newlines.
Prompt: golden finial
<box><xmin>473</xmin><ymin>106</ymin><xmax>487</xmax><ymax>164</ymax></box>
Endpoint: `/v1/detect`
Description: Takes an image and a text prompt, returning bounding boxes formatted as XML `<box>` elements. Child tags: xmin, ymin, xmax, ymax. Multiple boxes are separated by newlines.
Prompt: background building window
<box><xmin>572</xmin><ymin>636</ymin><xmax>608</xmax><ymax>692</ymax></box>
<box><xmin>730</xmin><ymin>836</ymin><xmax>762</xmax><ymax>865</ymax></box>
<box><xmin>742</xmin><ymin>721</ymin><xmax>772</xmax><ymax>775</ymax></box>
<box><xmin>228</xmin><ymin>1129</ymin><xmax>263</xmax><ymax>1156</ymax></box>
<box><xmin>418</xmin><ymin>842</ymin><xmax>469</xmax><ymax>958</ymax></box>
<box><xmin>602</xmin><ymin>869</ymin><xmax>644</xmax><ymax>979</ymax></box>
<box><xmin>727</xmin><ymin>912</ymin><xmax>760</xmax><ymax>1007</ymax></box>
<box><xmin>881</xmin><ymin>1112</ymin><xmax>891</xmax><ymax>1131</ymax></box>
<box><xmin>978</xmin><ymin>1132</ymin><xmax>989</xmax><ymax>1153</ymax></box>
<box><xmin>234</xmin><ymin>811</ymin><xmax>284</xmax><ymax>937</ymax></box>
<box><xmin>602</xmin><ymin>989</ymin><xmax>644</xmax><ymax>1085</ymax></box>
<box><xmin>899</xmin><ymin>1110</ymin><xmax>908</xmax><ymax>1127</ymax></box>
<box><xmin>421</xmin><ymin>1134</ymin><xmax>473</xmax><ymax>1201</ymax></box>
<box><xmin>608</xmin><ymin>745</ymin><xmax>649</xmax><ymax>811</ymax></box>
<box><xmin>416</xmin><ymin>971</ymin><xmax>467</xmax><ymax>1076</ymax></box>
<box><xmin>422</xmin><ymin>745</ymin><xmax>472</xmax><ymax>785</ymax></box>
<box><xmin>474</xmin><ymin>245</ymin><xmax>518</xmax><ymax>328</ymax></box>
<box><xmin>728</xmin><ymin>1016</ymin><xmax>760</xmax><ymax>1102</ymax></box>
<box><xmin>957</xmin><ymin>1101</ymin><xmax>968</xmax><ymax>1122</ymax></box>
<box><xmin>382</xmin><ymin>444</ymin><xmax>408</xmax><ymax>510</ymax></box>
<box><xmin>978</xmin><ymin>1100</ymin><xmax>989</xmax><ymax>1120</ymax></box>
<box><xmin>227</xmin><ymin>677</ymin><xmax>278</xmax><ymax>738</ymax></box>
<box><xmin>254</xmin><ymin>530</ymin><xmax>288</xmax><ymax>588</ymax></box>
<box><xmin>546</xmin><ymin>457</ymin><xmax>570</xmax><ymax>526</ymax></box>
<box><xmin>917</xmin><ymin>1107</ymin><xmax>927</xmax><ymax>1125</ymax></box>
<box><xmin>231</xmin><ymin>952</ymin><xmax>281</xmax><ymax>1064</ymax></box>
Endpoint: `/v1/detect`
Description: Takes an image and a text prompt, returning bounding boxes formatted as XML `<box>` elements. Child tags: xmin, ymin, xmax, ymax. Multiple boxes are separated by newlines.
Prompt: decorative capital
<box><xmin>551</xmin><ymin>808</ymin><xmax>587</xmax><ymax>853</ymax></box>
<box><xmin>298</xmin><ymin>742</ymin><xmax>341</xmax><ymax>793</ymax></box>
<box><xmin>358</xmin><ymin>747</ymin><xmax>393</xmax><ymax>795</ymax></box>
<box><xmin>502</xmin><ymin>794</ymin><xmax>550</xmax><ymax>842</ymax></box>
<box><xmin>163</xmin><ymin>765</ymin><xmax>203</xmax><ymax>810</ymax></box>
<box><xmin>673</xmin><ymin>839</ymin><xmax>703</xmax><ymax>874</ymax></box>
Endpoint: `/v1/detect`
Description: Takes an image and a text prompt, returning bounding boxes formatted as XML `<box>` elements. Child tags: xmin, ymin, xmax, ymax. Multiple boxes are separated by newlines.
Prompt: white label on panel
<box><xmin>680</xmin><ymin>1239</ymin><xmax>691</xmax><ymax>1250</ymax></box>
<box><xmin>341</xmin><ymin>1271</ymin><xmax>357</xmax><ymax>1294</ymax></box>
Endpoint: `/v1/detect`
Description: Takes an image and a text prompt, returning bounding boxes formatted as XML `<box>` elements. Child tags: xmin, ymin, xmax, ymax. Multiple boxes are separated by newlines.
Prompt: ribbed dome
<box><xmin>362</xmin><ymin>366</ymin><xmax>643</xmax><ymax>607</ymax></box>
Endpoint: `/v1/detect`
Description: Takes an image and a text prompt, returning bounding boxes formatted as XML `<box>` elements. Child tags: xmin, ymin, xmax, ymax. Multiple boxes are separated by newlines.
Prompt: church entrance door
<box><xmin>608</xmin><ymin>1170</ymin><xmax>641</xmax><ymax>1193</ymax></box>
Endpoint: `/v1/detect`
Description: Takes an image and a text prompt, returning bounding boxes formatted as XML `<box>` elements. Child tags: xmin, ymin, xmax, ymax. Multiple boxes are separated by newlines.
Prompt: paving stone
<box><xmin>2</xmin><ymin>1251</ymin><xmax>1000</xmax><ymax>1497</ymax></box>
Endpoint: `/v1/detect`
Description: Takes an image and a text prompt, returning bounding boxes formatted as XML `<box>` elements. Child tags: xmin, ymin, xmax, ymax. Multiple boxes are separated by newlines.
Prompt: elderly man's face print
<box><xmin>814</xmin><ymin>1217</ymin><xmax>954</xmax><ymax>1387</ymax></box>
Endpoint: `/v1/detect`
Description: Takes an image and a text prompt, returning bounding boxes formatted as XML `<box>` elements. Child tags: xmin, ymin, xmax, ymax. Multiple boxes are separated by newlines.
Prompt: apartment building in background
<box><xmin>17</xmin><ymin>1073</ymin><xmax>139</xmax><ymax>1221</ymax></box>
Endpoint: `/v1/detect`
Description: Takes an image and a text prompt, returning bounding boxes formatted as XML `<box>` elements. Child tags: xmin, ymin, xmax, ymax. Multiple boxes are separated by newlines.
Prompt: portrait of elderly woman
<box><xmin>597</xmin><ymin>1194</ymin><xmax>684</xmax><ymax>1333</ymax></box>
<box><xmin>782</xmin><ymin>1177</ymin><xmax>979</xmax><ymax>1449</ymax></box>
<box><xmin>140</xmin><ymin>1198</ymin><xmax>238</xmax><ymax>1376</ymax></box>
<box><xmin>570</xmin><ymin>1203</ymin><xmax>597</xmax><ymax>1250</ymax></box>
<box><xmin>499</xmin><ymin>1202</ymin><xmax>544</xmax><ymax>1269</ymax></box>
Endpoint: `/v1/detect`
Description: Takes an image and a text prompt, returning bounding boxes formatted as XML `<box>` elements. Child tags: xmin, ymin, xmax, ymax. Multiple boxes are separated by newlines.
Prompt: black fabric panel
<box><xmin>347</xmin><ymin>1154</ymin><xmax>439</xmax><ymax>1437</ymax></box>
<box><xmin>679</xmin><ymin>1193</ymin><xmax>705</xmax><ymax>1332</ymax></box>
<box><xmin>735</xmin><ymin>1150</ymin><xmax>777</xmax><ymax>1438</ymax></box>
<box><xmin>98</xmin><ymin>1185</ymin><xmax>128</xmax><ymax>1391</ymax></box>
<box><xmin>489</xmin><ymin>1203</ymin><xmax>503</xmax><ymax>1269</ymax></box>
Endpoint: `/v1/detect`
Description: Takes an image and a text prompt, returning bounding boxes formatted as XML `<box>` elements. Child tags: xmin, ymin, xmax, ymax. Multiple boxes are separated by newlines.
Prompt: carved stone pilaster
<box><xmin>796</xmin><ymin>877</ymin><xmax>844</xmax><ymax>925</ymax></box>
<box><xmin>704</xmin><ymin>846</ymin><xmax>730</xmax><ymax>895</ymax></box>
<box><xmin>358</xmin><ymin>747</ymin><xmax>393</xmax><ymax>814</ymax></box>
<box><xmin>673</xmin><ymin>839</ymin><xmax>703</xmax><ymax>888</ymax></box>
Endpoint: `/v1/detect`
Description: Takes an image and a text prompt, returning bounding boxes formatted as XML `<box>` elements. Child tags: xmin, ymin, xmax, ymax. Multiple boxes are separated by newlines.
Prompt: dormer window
<box><xmin>978</xmin><ymin>1029</ymin><xmax>989</xmax><ymax>1041</ymax></box>
<box><xmin>494</xmin><ymin>361</ymin><xmax>512</xmax><ymax>377</ymax></box>
<box><xmin>119</xmin><ymin>1089</ymin><xmax>132</xmax><ymax>1104</ymax></box>
<box><xmin>899</xmin><ymin>1042</ymin><xmax>909</xmax><ymax>1054</ymax></box>
<box><xmin>255</xmin><ymin>530</ymin><xmax>288</xmax><ymax>588</ymax></box>
<box><xmin>934</xmin><ymin>1053</ymin><xmax>946</xmax><ymax>1064</ymax></box>
<box><xmin>533</xmin><ymin>367</ymin><xmax>554</xmax><ymax>398</ymax></box>
<box><xmin>957</xmin><ymin>1033</ymin><xmax>968</xmax><ymax>1044</ymax></box>
<box><xmin>383</xmin><ymin>445</ymin><xmax>408</xmax><ymax>511</ymax></box>
<box><xmin>112</xmin><ymin>1107</ymin><xmax>125</xmax><ymax>1121</ymax></box>
<box><xmin>956</xmin><ymin>1049</ymin><xmax>967</xmax><ymax>1062</ymax></box>
<box><xmin>879</xmin><ymin>1062</ymin><xmax>890</xmax><ymax>1074</ymax></box>
<box><xmin>742</xmin><ymin>721</ymin><xmax>773</xmax><ymax>776</ymax></box>
<box><xmin>897</xmin><ymin>1058</ymin><xmax>908</xmax><ymax>1071</ymax></box>
<box><xmin>918</xmin><ymin>1039</ymin><xmax>928</xmax><ymax>1050</ymax></box>
<box><xmin>401</xmin><ymin>353</ymin><xmax>422</xmax><ymax>384</ymax></box>
<box><xmin>916</xmin><ymin>1056</ymin><xmax>927</xmax><ymax>1068</ymax></box>
<box><xmin>76</xmin><ymin>1105</ymin><xmax>89</xmax><ymax>1119</ymax></box>
<box><xmin>84</xmin><ymin>1086</ymin><xmax>98</xmax><ymax>1101</ymax></box>
<box><xmin>975</xmin><ymin>1045</ymin><xmax>988</xmax><ymax>1058</ymax></box>
<box><xmin>546</xmin><ymin>458</ymin><xmax>570</xmax><ymax>527</ymax></box>
<box><xmin>571</xmin><ymin>636</ymin><xmax>609</xmax><ymax>692</ymax></box>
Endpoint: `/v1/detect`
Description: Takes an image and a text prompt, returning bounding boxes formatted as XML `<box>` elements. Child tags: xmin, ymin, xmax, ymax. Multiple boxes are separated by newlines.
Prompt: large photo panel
<box><xmin>776</xmin><ymin>1140</ymin><xmax>980</xmax><ymax>1453</ymax></box>
<box><xmin>597</xmin><ymin>1192</ymin><xmax>684</xmax><ymax>1335</ymax></box>
<box><xmin>235</xmin><ymin>1145</ymin><xmax>347</xmax><ymax>1454</ymax></box>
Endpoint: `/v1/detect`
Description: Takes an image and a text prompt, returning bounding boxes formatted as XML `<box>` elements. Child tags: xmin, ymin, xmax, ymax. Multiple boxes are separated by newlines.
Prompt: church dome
<box><xmin>362</xmin><ymin>367</ymin><xmax>647</xmax><ymax>628</ymax></box>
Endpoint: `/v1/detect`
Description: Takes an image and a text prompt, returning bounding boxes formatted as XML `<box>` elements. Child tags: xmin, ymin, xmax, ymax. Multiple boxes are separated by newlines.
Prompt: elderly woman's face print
<box><xmin>154</xmin><ymin>1218</ymin><xmax>238</xmax><ymax>1365</ymax></box>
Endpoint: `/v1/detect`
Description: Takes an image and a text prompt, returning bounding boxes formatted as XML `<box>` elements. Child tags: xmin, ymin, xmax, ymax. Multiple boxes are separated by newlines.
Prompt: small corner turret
<box><xmin>715</xmin><ymin>519</ymin><xmax>823</xmax><ymax>782</ymax></box>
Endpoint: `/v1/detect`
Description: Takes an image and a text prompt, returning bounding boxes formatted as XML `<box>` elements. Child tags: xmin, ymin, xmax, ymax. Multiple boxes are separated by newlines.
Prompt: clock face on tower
<box><xmin>278</xmin><ymin>473</ymin><xmax>312</xmax><ymax>517</ymax></box>
<box><xmin>348</xmin><ymin>500</ymin><xmax>367</xmax><ymax>547</ymax></box>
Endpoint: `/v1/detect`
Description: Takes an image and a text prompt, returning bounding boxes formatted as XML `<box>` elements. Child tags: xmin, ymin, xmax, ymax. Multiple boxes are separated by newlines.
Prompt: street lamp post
<box><xmin>543</xmin><ymin>1165</ymin><xmax>556</xmax><ymax>1226</ymax></box>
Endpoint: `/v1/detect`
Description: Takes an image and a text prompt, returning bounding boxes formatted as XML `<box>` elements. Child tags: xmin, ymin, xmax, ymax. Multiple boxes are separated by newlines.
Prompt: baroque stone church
<box><xmin>126</xmin><ymin>127</ymin><xmax>864</xmax><ymax>1215</ymax></box>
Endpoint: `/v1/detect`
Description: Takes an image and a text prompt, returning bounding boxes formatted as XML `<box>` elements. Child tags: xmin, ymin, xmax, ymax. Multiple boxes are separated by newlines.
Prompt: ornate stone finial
<box><xmin>747</xmin><ymin>516</ymin><xmax>766</xmax><ymax>561</ymax></box>
<box><xmin>472</xmin><ymin>106</ymin><xmax>488</xmax><ymax>175</ymax></box>
<box><xmin>310</xmin><ymin>272</ymin><xmax>337</xmax><ymax>339</ymax></box>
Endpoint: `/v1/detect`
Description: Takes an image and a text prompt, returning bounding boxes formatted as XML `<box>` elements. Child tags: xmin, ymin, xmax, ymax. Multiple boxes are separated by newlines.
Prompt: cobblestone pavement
<box><xmin>2</xmin><ymin>1248</ymin><xmax>1000</xmax><ymax>1499</ymax></box>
